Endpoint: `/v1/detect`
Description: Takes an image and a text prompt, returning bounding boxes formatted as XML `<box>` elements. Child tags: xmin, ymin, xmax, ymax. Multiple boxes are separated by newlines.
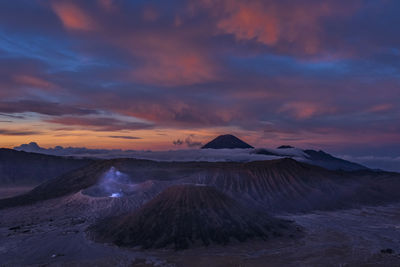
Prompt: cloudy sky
<box><xmin>0</xmin><ymin>0</ymin><xmax>399</xmax><ymax>159</ymax></box>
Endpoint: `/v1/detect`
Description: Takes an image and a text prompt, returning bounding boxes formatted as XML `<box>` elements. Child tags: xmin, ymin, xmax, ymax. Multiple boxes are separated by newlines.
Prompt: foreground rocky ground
<box><xmin>1</xmin><ymin>190</ymin><xmax>400</xmax><ymax>267</ymax></box>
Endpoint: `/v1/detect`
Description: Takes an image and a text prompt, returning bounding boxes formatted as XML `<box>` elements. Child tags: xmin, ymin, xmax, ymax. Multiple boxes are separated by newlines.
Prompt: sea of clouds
<box><xmin>13</xmin><ymin>142</ymin><xmax>297</xmax><ymax>162</ymax></box>
<box><xmin>13</xmin><ymin>142</ymin><xmax>400</xmax><ymax>172</ymax></box>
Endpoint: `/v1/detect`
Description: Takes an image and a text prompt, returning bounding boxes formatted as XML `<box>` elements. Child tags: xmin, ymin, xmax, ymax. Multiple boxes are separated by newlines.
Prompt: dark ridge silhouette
<box><xmin>0</xmin><ymin>148</ymin><xmax>94</xmax><ymax>185</ymax></box>
<box><xmin>193</xmin><ymin>158</ymin><xmax>393</xmax><ymax>213</ymax></box>
<box><xmin>201</xmin><ymin>134</ymin><xmax>254</xmax><ymax>149</ymax></box>
<box><xmin>0</xmin><ymin>160</ymin><xmax>110</xmax><ymax>209</ymax></box>
<box><xmin>88</xmin><ymin>185</ymin><xmax>299</xmax><ymax>250</ymax></box>
<box><xmin>2</xmin><ymin>157</ymin><xmax>400</xmax><ymax>214</ymax></box>
<box><xmin>0</xmin><ymin>158</ymin><xmax>301</xmax><ymax>209</ymax></box>
<box><xmin>303</xmin><ymin>149</ymin><xmax>367</xmax><ymax>171</ymax></box>
<box><xmin>254</xmin><ymin>148</ymin><xmax>367</xmax><ymax>171</ymax></box>
<box><xmin>277</xmin><ymin>145</ymin><xmax>294</xmax><ymax>149</ymax></box>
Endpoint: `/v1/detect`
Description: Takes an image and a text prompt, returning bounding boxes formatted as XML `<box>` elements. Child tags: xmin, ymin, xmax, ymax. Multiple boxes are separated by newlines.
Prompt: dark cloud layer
<box><xmin>108</xmin><ymin>136</ymin><xmax>142</xmax><ymax>140</ymax></box>
<box><xmin>0</xmin><ymin>129</ymin><xmax>42</xmax><ymax>136</ymax></box>
<box><xmin>0</xmin><ymin>100</ymin><xmax>98</xmax><ymax>116</ymax></box>
<box><xmin>46</xmin><ymin>117</ymin><xmax>153</xmax><ymax>131</ymax></box>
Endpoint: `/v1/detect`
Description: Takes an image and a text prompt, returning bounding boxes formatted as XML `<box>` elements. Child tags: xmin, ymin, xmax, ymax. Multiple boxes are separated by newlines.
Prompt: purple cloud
<box><xmin>0</xmin><ymin>0</ymin><xmax>399</xmax><ymax>161</ymax></box>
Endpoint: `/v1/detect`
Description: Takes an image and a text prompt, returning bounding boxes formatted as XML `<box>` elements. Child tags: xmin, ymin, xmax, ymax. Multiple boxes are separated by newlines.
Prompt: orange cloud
<box><xmin>121</xmin><ymin>34</ymin><xmax>218</xmax><ymax>86</ymax></box>
<box><xmin>98</xmin><ymin>0</ymin><xmax>115</xmax><ymax>11</ymax></box>
<box><xmin>132</xmin><ymin>53</ymin><xmax>217</xmax><ymax>86</ymax></box>
<box><xmin>14</xmin><ymin>75</ymin><xmax>55</xmax><ymax>90</ymax></box>
<box><xmin>50</xmin><ymin>2</ymin><xmax>217</xmax><ymax>86</ymax></box>
<box><xmin>217</xmin><ymin>2</ymin><xmax>279</xmax><ymax>45</ymax></box>
<box><xmin>52</xmin><ymin>2</ymin><xmax>96</xmax><ymax>31</ymax></box>
<box><xmin>142</xmin><ymin>6</ymin><xmax>159</xmax><ymax>22</ymax></box>
<box><xmin>279</xmin><ymin>101</ymin><xmax>335</xmax><ymax>119</ymax></box>
<box><xmin>368</xmin><ymin>104</ymin><xmax>393</xmax><ymax>113</ymax></box>
<box><xmin>197</xmin><ymin>0</ymin><xmax>360</xmax><ymax>55</ymax></box>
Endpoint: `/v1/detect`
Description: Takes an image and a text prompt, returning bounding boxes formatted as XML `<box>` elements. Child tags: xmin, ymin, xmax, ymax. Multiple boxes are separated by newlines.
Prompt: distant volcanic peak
<box><xmin>89</xmin><ymin>184</ymin><xmax>295</xmax><ymax>250</ymax></box>
<box><xmin>201</xmin><ymin>134</ymin><xmax>254</xmax><ymax>149</ymax></box>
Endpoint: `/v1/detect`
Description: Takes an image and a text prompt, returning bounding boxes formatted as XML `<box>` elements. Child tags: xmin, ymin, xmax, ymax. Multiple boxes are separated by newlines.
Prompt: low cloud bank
<box><xmin>13</xmin><ymin>142</ymin><xmax>400</xmax><ymax>172</ymax></box>
<box><xmin>13</xmin><ymin>142</ymin><xmax>281</xmax><ymax>162</ymax></box>
<box><xmin>340</xmin><ymin>155</ymin><xmax>400</xmax><ymax>172</ymax></box>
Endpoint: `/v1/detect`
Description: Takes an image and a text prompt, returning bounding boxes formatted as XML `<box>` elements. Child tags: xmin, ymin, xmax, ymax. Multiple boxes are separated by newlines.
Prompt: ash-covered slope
<box><xmin>0</xmin><ymin>148</ymin><xmax>93</xmax><ymax>185</ymax></box>
<box><xmin>2</xmin><ymin>158</ymin><xmax>400</xmax><ymax>213</ymax></box>
<box><xmin>202</xmin><ymin>134</ymin><xmax>254</xmax><ymax>149</ymax></box>
<box><xmin>190</xmin><ymin>159</ymin><xmax>400</xmax><ymax>213</ymax></box>
<box><xmin>0</xmin><ymin>160</ymin><xmax>109</xmax><ymax>208</ymax></box>
<box><xmin>88</xmin><ymin>185</ymin><xmax>298</xmax><ymax>249</ymax></box>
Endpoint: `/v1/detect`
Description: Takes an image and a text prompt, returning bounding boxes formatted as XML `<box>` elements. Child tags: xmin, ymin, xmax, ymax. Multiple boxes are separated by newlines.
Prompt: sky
<box><xmin>0</xmin><ymin>0</ymin><xmax>399</xmax><ymax>163</ymax></box>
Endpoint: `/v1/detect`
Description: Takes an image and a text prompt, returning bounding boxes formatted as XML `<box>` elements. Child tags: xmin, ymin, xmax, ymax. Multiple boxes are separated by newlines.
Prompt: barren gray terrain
<box><xmin>1</xmin><ymin>196</ymin><xmax>400</xmax><ymax>266</ymax></box>
<box><xmin>1</xmin><ymin>157</ymin><xmax>400</xmax><ymax>266</ymax></box>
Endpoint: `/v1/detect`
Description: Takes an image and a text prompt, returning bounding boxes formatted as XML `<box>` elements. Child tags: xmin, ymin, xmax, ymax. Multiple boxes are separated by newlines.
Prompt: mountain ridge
<box><xmin>0</xmin><ymin>148</ymin><xmax>94</xmax><ymax>185</ymax></box>
<box><xmin>1</xmin><ymin>157</ymin><xmax>399</xmax><ymax>214</ymax></box>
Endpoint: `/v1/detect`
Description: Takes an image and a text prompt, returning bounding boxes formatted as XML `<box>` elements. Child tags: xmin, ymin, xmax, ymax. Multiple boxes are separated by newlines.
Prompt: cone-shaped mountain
<box><xmin>201</xmin><ymin>134</ymin><xmax>254</xmax><ymax>149</ymax></box>
<box><xmin>88</xmin><ymin>184</ymin><xmax>298</xmax><ymax>250</ymax></box>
